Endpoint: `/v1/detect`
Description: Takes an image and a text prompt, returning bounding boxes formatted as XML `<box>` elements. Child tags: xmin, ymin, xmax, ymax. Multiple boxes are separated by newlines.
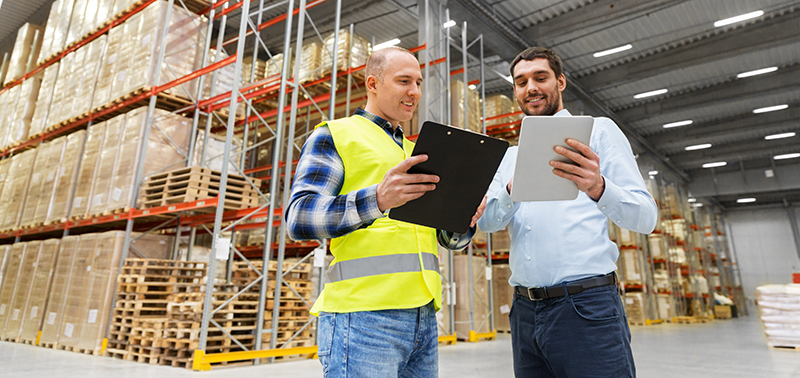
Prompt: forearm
<box><xmin>286</xmin><ymin>185</ymin><xmax>383</xmax><ymax>240</ymax></box>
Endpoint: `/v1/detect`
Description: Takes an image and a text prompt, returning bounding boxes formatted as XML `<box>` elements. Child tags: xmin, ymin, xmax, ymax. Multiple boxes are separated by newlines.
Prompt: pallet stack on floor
<box><xmin>104</xmin><ymin>258</ymin><xmax>314</xmax><ymax>369</ymax></box>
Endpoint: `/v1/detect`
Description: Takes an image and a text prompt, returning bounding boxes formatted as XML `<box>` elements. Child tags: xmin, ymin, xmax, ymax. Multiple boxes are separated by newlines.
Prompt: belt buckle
<box><xmin>527</xmin><ymin>287</ymin><xmax>542</xmax><ymax>301</ymax></box>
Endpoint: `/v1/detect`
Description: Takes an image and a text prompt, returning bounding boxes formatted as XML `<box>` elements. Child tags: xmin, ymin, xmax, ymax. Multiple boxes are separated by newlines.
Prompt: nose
<box><xmin>525</xmin><ymin>80</ymin><xmax>539</xmax><ymax>95</ymax></box>
<box><xmin>409</xmin><ymin>83</ymin><xmax>421</xmax><ymax>99</ymax></box>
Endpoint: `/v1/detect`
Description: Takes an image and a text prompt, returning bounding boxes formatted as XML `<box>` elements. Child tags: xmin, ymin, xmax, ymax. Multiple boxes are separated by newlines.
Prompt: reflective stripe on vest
<box><xmin>326</xmin><ymin>252</ymin><xmax>440</xmax><ymax>283</ymax></box>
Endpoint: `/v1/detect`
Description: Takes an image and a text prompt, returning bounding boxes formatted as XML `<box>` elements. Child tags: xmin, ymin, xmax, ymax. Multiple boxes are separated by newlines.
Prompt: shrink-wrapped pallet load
<box><xmin>0</xmin><ymin>149</ymin><xmax>38</xmax><ymax>231</ymax></box>
<box><xmin>242</xmin><ymin>56</ymin><xmax>268</xmax><ymax>84</ymax></box>
<box><xmin>48</xmin><ymin>131</ymin><xmax>86</xmax><ymax>223</ymax></box>
<box><xmin>454</xmin><ymin>254</ymin><xmax>491</xmax><ymax>339</ymax></box>
<box><xmin>0</xmin><ymin>243</ymin><xmax>28</xmax><ymax>334</ymax></box>
<box><xmin>38</xmin><ymin>0</ymin><xmax>66</xmax><ymax>65</ymax></box>
<box><xmin>76</xmin><ymin>231</ymin><xmax>126</xmax><ymax>354</ymax></box>
<box><xmin>321</xmin><ymin>29</ymin><xmax>371</xmax><ymax>78</ymax></box>
<box><xmin>0</xmin><ymin>86</ymin><xmax>21</xmax><ymax>147</ymax></box>
<box><xmin>624</xmin><ymin>292</ymin><xmax>646</xmax><ymax>324</ymax></box>
<box><xmin>3</xmin><ymin>23</ymin><xmax>44</xmax><ymax>85</ymax></box>
<box><xmin>71</xmin><ymin>122</ymin><xmax>106</xmax><ymax>219</ymax></box>
<box><xmin>44</xmin><ymin>53</ymin><xmax>75</xmax><ymax>130</ymax></box>
<box><xmin>0</xmin><ymin>159</ymin><xmax>11</xmax><ymax>212</ymax></box>
<box><xmin>39</xmin><ymin>236</ymin><xmax>79</xmax><ymax>347</ymax></box>
<box><xmin>485</xmin><ymin>94</ymin><xmax>521</xmax><ymax>139</ymax></box>
<box><xmin>450</xmin><ymin>79</ymin><xmax>482</xmax><ymax>133</ymax></box>
<box><xmin>1</xmin><ymin>241</ymin><xmax>43</xmax><ymax>341</ymax></box>
<box><xmin>68</xmin><ymin>35</ymin><xmax>107</xmax><ymax>120</ymax></box>
<box><xmin>0</xmin><ymin>245</ymin><xmax>9</xmax><ymax>294</ymax></box>
<box><xmin>192</xmin><ymin>130</ymin><xmax>241</xmax><ymax>173</ymax></box>
<box><xmin>491</xmin><ymin>264</ymin><xmax>513</xmax><ymax>332</ymax></box>
<box><xmin>50</xmin><ymin>48</ymin><xmax>87</xmax><ymax>127</ymax></box>
<box><xmin>297</xmin><ymin>41</ymin><xmax>323</xmax><ymax>83</ymax></box>
<box><xmin>30</xmin><ymin>137</ymin><xmax>68</xmax><ymax>226</ymax></box>
<box><xmin>265</xmin><ymin>52</ymin><xmax>292</xmax><ymax>79</ymax></box>
<box><xmin>17</xmin><ymin>239</ymin><xmax>60</xmax><ymax>344</ymax></box>
<box><xmin>19</xmin><ymin>139</ymin><xmax>66</xmax><ymax>227</ymax></box>
<box><xmin>4</xmin><ymin>74</ymin><xmax>42</xmax><ymax>148</ymax></box>
<box><xmin>198</xmin><ymin>49</ymin><xmax>245</xmax><ymax>116</ymax></box>
<box><xmin>112</xmin><ymin>0</ymin><xmax>137</xmax><ymax>17</ymax></box>
<box><xmin>58</xmin><ymin>233</ymin><xmax>99</xmax><ymax>349</ymax></box>
<box><xmin>88</xmin><ymin>114</ymin><xmax>125</xmax><ymax>217</ymax></box>
<box><xmin>29</xmin><ymin>63</ymin><xmax>60</xmax><ymax>137</ymax></box>
<box><xmin>756</xmin><ymin>284</ymin><xmax>800</xmax><ymax>348</ymax></box>
<box><xmin>65</xmin><ymin>0</ymin><xmax>90</xmax><ymax>48</ymax></box>
<box><xmin>620</xmin><ymin>247</ymin><xmax>642</xmax><ymax>284</ymax></box>
<box><xmin>81</xmin><ymin>0</ymin><xmax>116</xmax><ymax>38</ymax></box>
<box><xmin>92</xmin><ymin>26</ymin><xmax>123</xmax><ymax>108</ymax></box>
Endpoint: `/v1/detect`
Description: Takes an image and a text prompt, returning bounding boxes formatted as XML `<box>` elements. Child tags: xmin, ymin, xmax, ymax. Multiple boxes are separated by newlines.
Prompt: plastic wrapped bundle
<box><xmin>19</xmin><ymin>139</ymin><xmax>65</xmax><ymax>227</ymax></box>
<box><xmin>4</xmin><ymin>75</ymin><xmax>42</xmax><ymax>148</ymax></box>
<box><xmin>0</xmin><ymin>159</ymin><xmax>13</xmax><ymax>203</ymax></box>
<box><xmin>29</xmin><ymin>62</ymin><xmax>60</xmax><ymax>137</ymax></box>
<box><xmin>65</xmin><ymin>35</ymin><xmax>107</xmax><ymax>121</ymax></box>
<box><xmin>49</xmin><ymin>0</ymin><xmax>77</xmax><ymax>62</ymax></box>
<box><xmin>48</xmin><ymin>131</ymin><xmax>86</xmax><ymax>223</ymax></box>
<box><xmin>320</xmin><ymin>29</ymin><xmax>371</xmax><ymax>78</ymax></box>
<box><xmin>110</xmin><ymin>1</ymin><xmax>202</xmax><ymax>102</ymax></box>
<box><xmin>192</xmin><ymin>130</ymin><xmax>242</xmax><ymax>173</ymax></box>
<box><xmin>71</xmin><ymin>122</ymin><xmax>106</xmax><ymax>219</ymax></box>
<box><xmin>49</xmin><ymin>48</ymin><xmax>86</xmax><ymax>127</ymax></box>
<box><xmin>756</xmin><ymin>284</ymin><xmax>800</xmax><ymax>348</ymax></box>
<box><xmin>1</xmin><ymin>241</ymin><xmax>43</xmax><ymax>341</ymax></box>
<box><xmin>64</xmin><ymin>0</ymin><xmax>90</xmax><ymax>47</ymax></box>
<box><xmin>38</xmin><ymin>0</ymin><xmax>66</xmax><ymax>65</ymax></box>
<box><xmin>81</xmin><ymin>0</ymin><xmax>116</xmax><ymax>38</ymax></box>
<box><xmin>18</xmin><ymin>239</ymin><xmax>60</xmax><ymax>344</ymax></box>
<box><xmin>0</xmin><ymin>149</ymin><xmax>38</xmax><ymax>231</ymax></box>
<box><xmin>0</xmin><ymin>243</ymin><xmax>28</xmax><ymax>332</ymax></box>
<box><xmin>485</xmin><ymin>94</ymin><xmax>519</xmax><ymax>126</ymax></box>
<box><xmin>242</xmin><ymin>56</ymin><xmax>268</xmax><ymax>84</ymax></box>
<box><xmin>38</xmin><ymin>235</ymin><xmax>79</xmax><ymax>347</ymax></box>
<box><xmin>0</xmin><ymin>246</ymin><xmax>9</xmax><ymax>297</ymax></box>
<box><xmin>88</xmin><ymin>114</ymin><xmax>125</xmax><ymax>217</ymax></box>
<box><xmin>3</xmin><ymin>23</ymin><xmax>44</xmax><ymax>85</ymax></box>
<box><xmin>92</xmin><ymin>26</ymin><xmax>123</xmax><ymax>109</ymax></box>
<box><xmin>112</xmin><ymin>0</ymin><xmax>137</xmax><ymax>17</ymax></box>
<box><xmin>297</xmin><ymin>41</ymin><xmax>323</xmax><ymax>83</ymax></box>
<box><xmin>450</xmin><ymin>79</ymin><xmax>482</xmax><ymax>133</ymax></box>
<box><xmin>265</xmin><ymin>53</ymin><xmax>292</xmax><ymax>79</ymax></box>
<box><xmin>198</xmin><ymin>49</ymin><xmax>245</xmax><ymax>116</ymax></box>
<box><xmin>30</xmin><ymin>137</ymin><xmax>68</xmax><ymax>226</ymax></box>
<box><xmin>57</xmin><ymin>233</ymin><xmax>99</xmax><ymax>349</ymax></box>
<box><xmin>0</xmin><ymin>86</ymin><xmax>21</xmax><ymax>146</ymax></box>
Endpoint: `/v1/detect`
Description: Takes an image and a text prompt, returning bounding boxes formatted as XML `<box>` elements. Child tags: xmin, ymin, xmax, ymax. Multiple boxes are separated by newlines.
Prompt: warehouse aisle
<box><xmin>1</xmin><ymin>311</ymin><xmax>798</xmax><ymax>377</ymax></box>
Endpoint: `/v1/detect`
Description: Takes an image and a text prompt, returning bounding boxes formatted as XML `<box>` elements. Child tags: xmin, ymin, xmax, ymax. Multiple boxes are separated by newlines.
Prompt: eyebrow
<box><xmin>397</xmin><ymin>75</ymin><xmax>424</xmax><ymax>83</ymax></box>
<box><xmin>514</xmin><ymin>70</ymin><xmax>551</xmax><ymax>80</ymax></box>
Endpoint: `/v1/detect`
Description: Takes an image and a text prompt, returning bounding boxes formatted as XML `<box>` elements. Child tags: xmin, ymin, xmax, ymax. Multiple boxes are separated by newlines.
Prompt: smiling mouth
<box><xmin>401</xmin><ymin>101</ymin><xmax>414</xmax><ymax>108</ymax></box>
<box><xmin>526</xmin><ymin>96</ymin><xmax>545</xmax><ymax>105</ymax></box>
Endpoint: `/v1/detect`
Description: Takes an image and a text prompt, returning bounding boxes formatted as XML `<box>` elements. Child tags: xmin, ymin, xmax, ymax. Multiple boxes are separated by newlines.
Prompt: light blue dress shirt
<box><xmin>478</xmin><ymin>109</ymin><xmax>658</xmax><ymax>288</ymax></box>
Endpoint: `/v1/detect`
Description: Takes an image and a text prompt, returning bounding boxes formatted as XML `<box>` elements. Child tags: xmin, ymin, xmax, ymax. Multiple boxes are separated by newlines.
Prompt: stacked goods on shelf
<box><xmin>0</xmin><ymin>159</ymin><xmax>13</xmax><ymax>205</ymax></box>
<box><xmin>3</xmin><ymin>23</ymin><xmax>44</xmax><ymax>85</ymax></box>
<box><xmin>19</xmin><ymin>138</ymin><xmax>66</xmax><ymax>227</ymax></box>
<box><xmin>88</xmin><ymin>114</ymin><xmax>126</xmax><ymax>217</ymax></box>
<box><xmin>55</xmin><ymin>233</ymin><xmax>101</xmax><ymax>351</ymax></box>
<box><xmin>0</xmin><ymin>245</ymin><xmax>9</xmax><ymax>292</ymax></box>
<box><xmin>80</xmin><ymin>0</ymin><xmax>116</xmax><ymax>39</ymax></box>
<box><xmin>192</xmin><ymin>130</ymin><xmax>242</xmax><ymax>174</ymax></box>
<box><xmin>0</xmin><ymin>149</ymin><xmax>38</xmax><ymax>231</ymax></box>
<box><xmin>66</xmin><ymin>36</ymin><xmax>107</xmax><ymax>122</ymax></box>
<box><xmin>0</xmin><ymin>244</ymin><xmax>28</xmax><ymax>333</ymax></box>
<box><xmin>656</xmin><ymin>293</ymin><xmax>676</xmax><ymax>320</ymax></box>
<box><xmin>297</xmin><ymin>41</ymin><xmax>323</xmax><ymax>83</ymax></box>
<box><xmin>454</xmin><ymin>254</ymin><xmax>490</xmax><ymax>339</ymax></box>
<box><xmin>265</xmin><ymin>53</ymin><xmax>292</xmax><ymax>79</ymax></box>
<box><xmin>491</xmin><ymin>229</ymin><xmax>511</xmax><ymax>254</ymax></box>
<box><xmin>620</xmin><ymin>246</ymin><xmax>642</xmax><ymax>284</ymax></box>
<box><xmin>2</xmin><ymin>241</ymin><xmax>43</xmax><ymax>340</ymax></box>
<box><xmin>484</xmin><ymin>94</ymin><xmax>521</xmax><ymax>140</ymax></box>
<box><xmin>92</xmin><ymin>25</ymin><xmax>122</xmax><ymax>110</ymax></box>
<box><xmin>37</xmin><ymin>0</ymin><xmax>68</xmax><ymax>65</ymax></box>
<box><xmin>624</xmin><ymin>292</ymin><xmax>646</xmax><ymax>325</ymax></box>
<box><xmin>197</xmin><ymin>49</ymin><xmax>245</xmax><ymax>117</ymax></box>
<box><xmin>755</xmin><ymin>284</ymin><xmax>800</xmax><ymax>348</ymax></box>
<box><xmin>38</xmin><ymin>236</ymin><xmax>79</xmax><ymax>348</ymax></box>
<box><xmin>64</xmin><ymin>0</ymin><xmax>89</xmax><ymax>47</ymax></box>
<box><xmin>242</xmin><ymin>56</ymin><xmax>268</xmax><ymax>83</ymax></box>
<box><xmin>320</xmin><ymin>29</ymin><xmax>371</xmax><ymax>78</ymax></box>
<box><xmin>70</xmin><ymin>122</ymin><xmax>106</xmax><ymax>219</ymax></box>
<box><xmin>45</xmin><ymin>48</ymin><xmax>83</xmax><ymax>128</ymax></box>
<box><xmin>18</xmin><ymin>239</ymin><xmax>61</xmax><ymax>344</ymax></box>
<box><xmin>141</xmin><ymin>166</ymin><xmax>262</xmax><ymax>211</ymax></box>
<box><xmin>491</xmin><ymin>264</ymin><xmax>512</xmax><ymax>332</ymax></box>
<box><xmin>437</xmin><ymin>248</ymin><xmax>452</xmax><ymax>335</ymax></box>
<box><xmin>47</xmin><ymin>131</ymin><xmax>86</xmax><ymax>224</ymax></box>
<box><xmin>450</xmin><ymin>79</ymin><xmax>482</xmax><ymax>133</ymax></box>
<box><xmin>28</xmin><ymin>63</ymin><xmax>60</xmax><ymax>136</ymax></box>
<box><xmin>2</xmin><ymin>74</ymin><xmax>42</xmax><ymax>148</ymax></box>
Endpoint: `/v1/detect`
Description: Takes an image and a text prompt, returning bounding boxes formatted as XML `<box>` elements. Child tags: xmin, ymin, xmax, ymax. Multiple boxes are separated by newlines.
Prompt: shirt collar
<box><xmin>354</xmin><ymin>108</ymin><xmax>405</xmax><ymax>146</ymax></box>
<box><xmin>554</xmin><ymin>108</ymin><xmax>572</xmax><ymax>117</ymax></box>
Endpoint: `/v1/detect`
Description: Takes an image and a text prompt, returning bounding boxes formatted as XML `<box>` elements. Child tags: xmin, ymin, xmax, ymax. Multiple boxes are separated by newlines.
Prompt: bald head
<box><xmin>365</xmin><ymin>46</ymin><xmax>417</xmax><ymax>82</ymax></box>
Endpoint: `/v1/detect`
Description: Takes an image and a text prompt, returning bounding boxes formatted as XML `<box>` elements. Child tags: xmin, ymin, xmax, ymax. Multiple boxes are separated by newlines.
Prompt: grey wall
<box><xmin>725</xmin><ymin>206</ymin><xmax>800</xmax><ymax>301</ymax></box>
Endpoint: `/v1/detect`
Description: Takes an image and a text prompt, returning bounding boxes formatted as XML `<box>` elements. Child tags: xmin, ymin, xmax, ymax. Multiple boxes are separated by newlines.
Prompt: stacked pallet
<box><xmin>2</xmin><ymin>23</ymin><xmax>43</xmax><ymax>86</ymax></box>
<box><xmin>141</xmin><ymin>166</ymin><xmax>262</xmax><ymax>211</ymax></box>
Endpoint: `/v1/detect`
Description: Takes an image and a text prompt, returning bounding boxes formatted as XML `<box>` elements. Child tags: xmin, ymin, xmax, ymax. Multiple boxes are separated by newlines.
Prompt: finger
<box><xmin>566</xmin><ymin>139</ymin><xmax>598</xmax><ymax>161</ymax></box>
<box><xmin>404</xmin><ymin>184</ymin><xmax>437</xmax><ymax>193</ymax></box>
<box><xmin>404</xmin><ymin>174</ymin><xmax>439</xmax><ymax>184</ymax></box>
<box><xmin>394</xmin><ymin>154</ymin><xmax>429</xmax><ymax>173</ymax></box>
<box><xmin>550</xmin><ymin>160</ymin><xmax>583</xmax><ymax>176</ymax></box>
<box><xmin>552</xmin><ymin>167</ymin><xmax>580</xmax><ymax>182</ymax></box>
<box><xmin>554</xmin><ymin>145</ymin><xmax>588</xmax><ymax>166</ymax></box>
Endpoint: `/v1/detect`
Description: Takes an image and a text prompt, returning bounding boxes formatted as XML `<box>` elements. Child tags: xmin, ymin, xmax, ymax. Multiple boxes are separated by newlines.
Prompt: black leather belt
<box><xmin>515</xmin><ymin>273</ymin><xmax>617</xmax><ymax>301</ymax></box>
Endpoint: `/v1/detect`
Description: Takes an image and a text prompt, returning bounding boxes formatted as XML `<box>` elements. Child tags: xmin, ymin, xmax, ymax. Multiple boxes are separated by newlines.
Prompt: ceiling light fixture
<box><xmin>736</xmin><ymin>198</ymin><xmax>756</xmax><ymax>203</ymax></box>
<box><xmin>753</xmin><ymin>104</ymin><xmax>789</xmax><ymax>114</ymax></box>
<box><xmin>663</xmin><ymin>120</ymin><xmax>693</xmax><ymax>128</ymax></box>
<box><xmin>685</xmin><ymin>143</ymin><xmax>712</xmax><ymax>151</ymax></box>
<box><xmin>702</xmin><ymin>161</ymin><xmax>727</xmax><ymax>168</ymax></box>
<box><xmin>737</xmin><ymin>66</ymin><xmax>778</xmax><ymax>78</ymax></box>
<box><xmin>468</xmin><ymin>84</ymin><xmax>476</xmax><ymax>90</ymax></box>
<box><xmin>633</xmin><ymin>88</ymin><xmax>668</xmax><ymax>99</ymax></box>
<box><xmin>593</xmin><ymin>44</ymin><xmax>633</xmax><ymax>58</ymax></box>
<box><xmin>765</xmin><ymin>132</ymin><xmax>796</xmax><ymax>140</ymax></box>
<box><xmin>443</xmin><ymin>20</ymin><xmax>456</xmax><ymax>28</ymax></box>
<box><xmin>774</xmin><ymin>153</ymin><xmax>800</xmax><ymax>160</ymax></box>
<box><xmin>688</xmin><ymin>198</ymin><xmax>697</xmax><ymax>203</ymax></box>
<box><xmin>373</xmin><ymin>38</ymin><xmax>401</xmax><ymax>50</ymax></box>
<box><xmin>648</xmin><ymin>170</ymin><xmax>658</xmax><ymax>176</ymax></box>
<box><xmin>692</xmin><ymin>203</ymin><xmax>704</xmax><ymax>207</ymax></box>
<box><xmin>714</xmin><ymin>10</ymin><xmax>764</xmax><ymax>27</ymax></box>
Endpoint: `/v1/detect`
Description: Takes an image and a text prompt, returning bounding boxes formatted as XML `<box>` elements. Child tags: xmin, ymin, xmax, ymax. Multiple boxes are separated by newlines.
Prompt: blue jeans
<box><xmin>510</xmin><ymin>283</ymin><xmax>635</xmax><ymax>378</ymax></box>
<box><xmin>317</xmin><ymin>301</ymin><xmax>438</xmax><ymax>378</ymax></box>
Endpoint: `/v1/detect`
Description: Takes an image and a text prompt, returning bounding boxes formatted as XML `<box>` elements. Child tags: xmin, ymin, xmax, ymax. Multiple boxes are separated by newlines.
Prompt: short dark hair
<box><xmin>509</xmin><ymin>47</ymin><xmax>563</xmax><ymax>79</ymax></box>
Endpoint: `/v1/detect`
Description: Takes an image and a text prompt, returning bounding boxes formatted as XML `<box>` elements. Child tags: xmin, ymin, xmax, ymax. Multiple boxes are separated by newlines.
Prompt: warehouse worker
<box><xmin>478</xmin><ymin>46</ymin><xmax>657</xmax><ymax>378</ymax></box>
<box><xmin>286</xmin><ymin>46</ymin><xmax>485</xmax><ymax>378</ymax></box>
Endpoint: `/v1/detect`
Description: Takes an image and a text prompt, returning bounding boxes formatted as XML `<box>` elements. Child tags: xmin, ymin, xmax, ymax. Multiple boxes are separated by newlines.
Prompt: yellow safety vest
<box><xmin>310</xmin><ymin>115</ymin><xmax>442</xmax><ymax>315</ymax></box>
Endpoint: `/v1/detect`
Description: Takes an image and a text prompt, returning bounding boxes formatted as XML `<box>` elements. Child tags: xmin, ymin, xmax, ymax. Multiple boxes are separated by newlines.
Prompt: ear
<box><xmin>557</xmin><ymin>73</ymin><xmax>567</xmax><ymax>92</ymax></box>
<box><xmin>366</xmin><ymin>75</ymin><xmax>379</xmax><ymax>93</ymax></box>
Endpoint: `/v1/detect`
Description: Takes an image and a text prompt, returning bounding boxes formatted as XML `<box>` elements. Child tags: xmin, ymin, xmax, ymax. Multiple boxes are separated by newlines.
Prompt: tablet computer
<box><xmin>389</xmin><ymin>121</ymin><xmax>509</xmax><ymax>233</ymax></box>
<box><xmin>510</xmin><ymin>116</ymin><xmax>594</xmax><ymax>202</ymax></box>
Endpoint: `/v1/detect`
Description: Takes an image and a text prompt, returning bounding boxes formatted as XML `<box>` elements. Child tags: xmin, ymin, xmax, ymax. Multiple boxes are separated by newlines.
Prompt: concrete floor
<box><xmin>1</xmin><ymin>312</ymin><xmax>798</xmax><ymax>377</ymax></box>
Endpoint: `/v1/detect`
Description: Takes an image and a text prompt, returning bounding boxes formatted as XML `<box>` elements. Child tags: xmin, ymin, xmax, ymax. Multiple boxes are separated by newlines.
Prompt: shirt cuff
<box><xmin>596</xmin><ymin>175</ymin><xmax>623</xmax><ymax>219</ymax></box>
<box><xmin>358</xmin><ymin>184</ymin><xmax>385</xmax><ymax>222</ymax></box>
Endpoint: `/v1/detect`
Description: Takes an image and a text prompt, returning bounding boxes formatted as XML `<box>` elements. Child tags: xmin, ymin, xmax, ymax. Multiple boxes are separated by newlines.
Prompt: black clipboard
<box><xmin>389</xmin><ymin>121</ymin><xmax>509</xmax><ymax>233</ymax></box>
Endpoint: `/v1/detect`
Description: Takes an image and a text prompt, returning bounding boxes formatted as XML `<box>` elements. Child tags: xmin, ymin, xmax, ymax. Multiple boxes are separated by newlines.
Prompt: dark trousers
<box><xmin>510</xmin><ymin>283</ymin><xmax>635</xmax><ymax>378</ymax></box>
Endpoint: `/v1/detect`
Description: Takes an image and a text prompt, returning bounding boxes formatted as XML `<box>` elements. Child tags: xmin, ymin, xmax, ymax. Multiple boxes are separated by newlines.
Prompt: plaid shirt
<box><xmin>286</xmin><ymin>108</ymin><xmax>473</xmax><ymax>249</ymax></box>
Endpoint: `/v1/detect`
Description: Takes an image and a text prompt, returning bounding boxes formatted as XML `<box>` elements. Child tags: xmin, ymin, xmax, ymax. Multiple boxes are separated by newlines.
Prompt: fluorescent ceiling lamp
<box><xmin>504</xmin><ymin>75</ymin><xmax>513</xmax><ymax>83</ymax></box>
<box><xmin>373</xmin><ymin>38</ymin><xmax>401</xmax><ymax>50</ymax></box>
<box><xmin>685</xmin><ymin>143</ymin><xmax>712</xmax><ymax>151</ymax></box>
<box><xmin>692</xmin><ymin>203</ymin><xmax>704</xmax><ymax>207</ymax></box>
<box><xmin>714</xmin><ymin>10</ymin><xmax>764</xmax><ymax>27</ymax></box>
<box><xmin>593</xmin><ymin>44</ymin><xmax>633</xmax><ymax>58</ymax></box>
<box><xmin>737</xmin><ymin>66</ymin><xmax>777</xmax><ymax>78</ymax></box>
<box><xmin>753</xmin><ymin>104</ymin><xmax>788</xmax><ymax>114</ymax></box>
<box><xmin>688</xmin><ymin>198</ymin><xmax>697</xmax><ymax>203</ymax></box>
<box><xmin>736</xmin><ymin>198</ymin><xmax>756</xmax><ymax>203</ymax></box>
<box><xmin>648</xmin><ymin>170</ymin><xmax>658</xmax><ymax>176</ymax></box>
<box><xmin>663</xmin><ymin>120</ymin><xmax>693</xmax><ymax>128</ymax></box>
<box><xmin>468</xmin><ymin>84</ymin><xmax>476</xmax><ymax>90</ymax></box>
<box><xmin>765</xmin><ymin>132</ymin><xmax>796</xmax><ymax>140</ymax></box>
<box><xmin>633</xmin><ymin>88</ymin><xmax>668</xmax><ymax>99</ymax></box>
<box><xmin>443</xmin><ymin>20</ymin><xmax>456</xmax><ymax>28</ymax></box>
<box><xmin>702</xmin><ymin>161</ymin><xmax>727</xmax><ymax>168</ymax></box>
<box><xmin>774</xmin><ymin>153</ymin><xmax>800</xmax><ymax>160</ymax></box>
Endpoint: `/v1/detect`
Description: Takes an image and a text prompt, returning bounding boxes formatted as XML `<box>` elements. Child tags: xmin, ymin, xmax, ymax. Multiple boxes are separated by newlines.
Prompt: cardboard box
<box><xmin>620</xmin><ymin>247</ymin><xmax>642</xmax><ymax>283</ymax></box>
<box><xmin>48</xmin><ymin>131</ymin><xmax>86</xmax><ymax>223</ymax></box>
<box><xmin>454</xmin><ymin>255</ymin><xmax>491</xmax><ymax>339</ymax></box>
<box><xmin>18</xmin><ymin>239</ymin><xmax>60</xmax><ymax>343</ymax></box>
<box><xmin>39</xmin><ymin>235</ymin><xmax>80</xmax><ymax>347</ymax></box>
<box><xmin>714</xmin><ymin>304</ymin><xmax>732</xmax><ymax>320</ymax></box>
<box><xmin>491</xmin><ymin>264</ymin><xmax>513</xmax><ymax>332</ymax></box>
<box><xmin>1</xmin><ymin>241</ymin><xmax>42</xmax><ymax>341</ymax></box>
<box><xmin>20</xmin><ymin>139</ymin><xmax>65</xmax><ymax>227</ymax></box>
<box><xmin>71</xmin><ymin>122</ymin><xmax>106</xmax><ymax>219</ymax></box>
<box><xmin>0</xmin><ymin>149</ymin><xmax>38</xmax><ymax>230</ymax></box>
<box><xmin>0</xmin><ymin>244</ymin><xmax>28</xmax><ymax>333</ymax></box>
<box><xmin>623</xmin><ymin>292</ymin><xmax>645</xmax><ymax>324</ymax></box>
<box><xmin>57</xmin><ymin>233</ymin><xmax>100</xmax><ymax>348</ymax></box>
<box><xmin>4</xmin><ymin>74</ymin><xmax>42</xmax><ymax>148</ymax></box>
<box><xmin>3</xmin><ymin>23</ymin><xmax>44</xmax><ymax>85</ymax></box>
<box><xmin>29</xmin><ymin>62</ymin><xmax>60</xmax><ymax>136</ymax></box>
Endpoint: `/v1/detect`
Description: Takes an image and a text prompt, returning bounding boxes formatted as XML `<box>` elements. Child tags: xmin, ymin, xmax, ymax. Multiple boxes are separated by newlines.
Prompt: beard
<box><xmin>517</xmin><ymin>91</ymin><xmax>561</xmax><ymax>116</ymax></box>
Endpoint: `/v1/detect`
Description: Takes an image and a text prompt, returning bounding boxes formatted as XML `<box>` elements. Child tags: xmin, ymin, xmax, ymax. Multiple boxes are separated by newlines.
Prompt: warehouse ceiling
<box><xmin>1</xmin><ymin>0</ymin><xmax>799</xmax><ymax>210</ymax></box>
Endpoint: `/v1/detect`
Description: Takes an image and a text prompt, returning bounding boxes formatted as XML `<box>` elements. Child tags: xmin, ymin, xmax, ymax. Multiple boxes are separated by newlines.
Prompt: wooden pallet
<box><xmin>674</xmin><ymin>316</ymin><xmax>713</xmax><ymax>324</ymax></box>
<box><xmin>140</xmin><ymin>166</ymin><xmax>262</xmax><ymax>210</ymax></box>
<box><xmin>126</xmin><ymin>345</ymin><xmax>162</xmax><ymax>365</ymax></box>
